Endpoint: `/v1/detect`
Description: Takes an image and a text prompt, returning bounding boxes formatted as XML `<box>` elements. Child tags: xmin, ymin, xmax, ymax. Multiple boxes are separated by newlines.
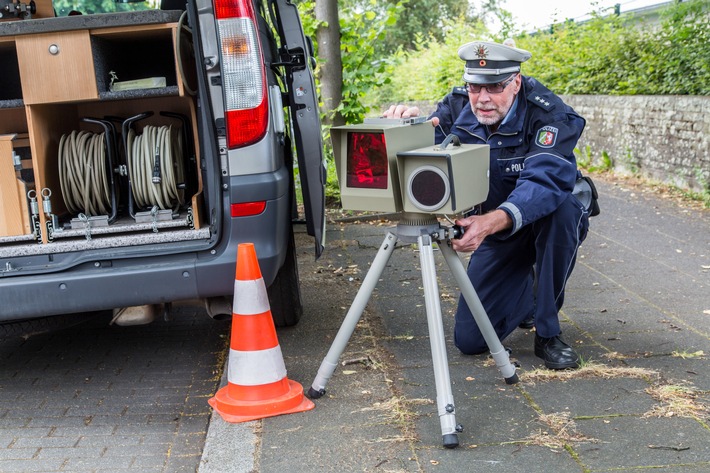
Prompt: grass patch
<box><xmin>644</xmin><ymin>384</ymin><xmax>709</xmax><ymax>420</ymax></box>
<box><xmin>518</xmin><ymin>361</ymin><xmax>707</xmax><ymax>422</ymax></box>
<box><xmin>671</xmin><ymin>350</ymin><xmax>705</xmax><ymax>359</ymax></box>
<box><xmin>522</xmin><ymin>412</ymin><xmax>598</xmax><ymax>450</ymax></box>
<box><xmin>357</xmin><ymin>396</ymin><xmax>433</xmax><ymax>442</ymax></box>
<box><xmin>520</xmin><ymin>362</ymin><xmax>659</xmax><ymax>384</ymax></box>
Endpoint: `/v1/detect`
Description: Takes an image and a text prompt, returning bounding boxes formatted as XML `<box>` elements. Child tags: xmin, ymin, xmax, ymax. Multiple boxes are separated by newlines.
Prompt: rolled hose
<box><xmin>127</xmin><ymin>124</ymin><xmax>185</xmax><ymax>211</ymax></box>
<box><xmin>58</xmin><ymin>130</ymin><xmax>111</xmax><ymax>216</ymax></box>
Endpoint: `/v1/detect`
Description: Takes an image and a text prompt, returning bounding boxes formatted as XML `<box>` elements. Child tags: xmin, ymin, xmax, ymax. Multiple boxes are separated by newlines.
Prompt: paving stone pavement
<box><xmin>0</xmin><ymin>304</ymin><xmax>230</xmax><ymax>473</ymax></box>
<box><xmin>201</xmin><ymin>174</ymin><xmax>709</xmax><ymax>473</ymax></box>
<box><xmin>2</xmin><ymin>174</ymin><xmax>708</xmax><ymax>473</ymax></box>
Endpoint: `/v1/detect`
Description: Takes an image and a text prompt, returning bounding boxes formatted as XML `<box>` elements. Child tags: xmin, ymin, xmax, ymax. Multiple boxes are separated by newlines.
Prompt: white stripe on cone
<box><xmin>233</xmin><ymin>278</ymin><xmax>270</xmax><ymax>315</ymax></box>
<box><xmin>228</xmin><ymin>345</ymin><xmax>288</xmax><ymax>386</ymax></box>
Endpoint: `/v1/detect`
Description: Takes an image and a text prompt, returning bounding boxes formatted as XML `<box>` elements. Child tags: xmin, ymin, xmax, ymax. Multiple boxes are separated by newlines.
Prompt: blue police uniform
<box><xmin>428</xmin><ymin>76</ymin><xmax>590</xmax><ymax>355</ymax></box>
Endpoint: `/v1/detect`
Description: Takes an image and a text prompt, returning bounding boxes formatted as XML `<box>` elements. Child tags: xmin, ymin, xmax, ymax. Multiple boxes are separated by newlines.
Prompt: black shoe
<box><xmin>534</xmin><ymin>334</ymin><xmax>580</xmax><ymax>370</ymax></box>
<box><xmin>518</xmin><ymin>315</ymin><xmax>535</xmax><ymax>329</ymax></box>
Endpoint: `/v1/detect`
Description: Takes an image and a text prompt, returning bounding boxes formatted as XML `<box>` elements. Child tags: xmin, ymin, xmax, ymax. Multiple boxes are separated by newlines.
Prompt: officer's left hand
<box><xmin>451</xmin><ymin>210</ymin><xmax>512</xmax><ymax>253</ymax></box>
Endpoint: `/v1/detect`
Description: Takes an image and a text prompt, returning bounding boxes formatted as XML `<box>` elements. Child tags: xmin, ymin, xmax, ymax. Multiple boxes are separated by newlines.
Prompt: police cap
<box><xmin>458</xmin><ymin>40</ymin><xmax>532</xmax><ymax>84</ymax></box>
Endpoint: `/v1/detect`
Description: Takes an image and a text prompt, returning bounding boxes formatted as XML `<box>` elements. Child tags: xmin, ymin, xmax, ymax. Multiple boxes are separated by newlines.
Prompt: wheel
<box><xmin>267</xmin><ymin>228</ymin><xmax>303</xmax><ymax>327</ymax></box>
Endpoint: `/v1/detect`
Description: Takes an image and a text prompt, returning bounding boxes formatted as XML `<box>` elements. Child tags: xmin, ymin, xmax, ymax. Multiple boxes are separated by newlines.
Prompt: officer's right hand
<box><xmin>382</xmin><ymin>105</ymin><xmax>440</xmax><ymax>127</ymax></box>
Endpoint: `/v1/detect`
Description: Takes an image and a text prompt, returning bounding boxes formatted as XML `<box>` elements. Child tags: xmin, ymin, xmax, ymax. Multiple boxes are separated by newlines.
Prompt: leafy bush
<box><xmin>377</xmin><ymin>0</ymin><xmax>709</xmax><ymax>103</ymax></box>
<box><xmin>365</xmin><ymin>17</ymin><xmax>492</xmax><ymax>106</ymax></box>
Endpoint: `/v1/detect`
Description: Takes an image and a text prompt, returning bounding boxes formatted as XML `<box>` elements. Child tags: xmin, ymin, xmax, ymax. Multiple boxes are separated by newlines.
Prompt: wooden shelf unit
<box><xmin>0</xmin><ymin>20</ymin><xmax>202</xmax><ymax>243</ymax></box>
<box><xmin>0</xmin><ymin>133</ymin><xmax>32</xmax><ymax>238</ymax></box>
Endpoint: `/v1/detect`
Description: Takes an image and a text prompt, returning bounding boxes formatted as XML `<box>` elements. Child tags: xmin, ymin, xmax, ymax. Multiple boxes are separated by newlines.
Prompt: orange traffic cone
<box><xmin>208</xmin><ymin>243</ymin><xmax>315</xmax><ymax>423</ymax></box>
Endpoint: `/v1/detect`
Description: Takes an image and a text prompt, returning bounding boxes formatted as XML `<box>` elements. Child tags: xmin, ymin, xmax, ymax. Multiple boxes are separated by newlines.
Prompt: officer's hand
<box><xmin>450</xmin><ymin>210</ymin><xmax>512</xmax><ymax>253</ymax></box>
<box><xmin>381</xmin><ymin>105</ymin><xmax>440</xmax><ymax>127</ymax></box>
<box><xmin>382</xmin><ymin>104</ymin><xmax>420</xmax><ymax>119</ymax></box>
<box><xmin>451</xmin><ymin>216</ymin><xmax>486</xmax><ymax>253</ymax></box>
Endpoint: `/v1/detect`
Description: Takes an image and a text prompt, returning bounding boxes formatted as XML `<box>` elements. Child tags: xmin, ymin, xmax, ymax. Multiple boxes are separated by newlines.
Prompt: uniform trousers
<box><xmin>454</xmin><ymin>193</ymin><xmax>589</xmax><ymax>355</ymax></box>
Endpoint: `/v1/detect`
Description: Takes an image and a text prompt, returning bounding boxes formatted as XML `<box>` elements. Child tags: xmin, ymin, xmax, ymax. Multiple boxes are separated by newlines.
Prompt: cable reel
<box><xmin>126</xmin><ymin>124</ymin><xmax>185</xmax><ymax>212</ymax></box>
<box><xmin>58</xmin><ymin>130</ymin><xmax>112</xmax><ymax>217</ymax></box>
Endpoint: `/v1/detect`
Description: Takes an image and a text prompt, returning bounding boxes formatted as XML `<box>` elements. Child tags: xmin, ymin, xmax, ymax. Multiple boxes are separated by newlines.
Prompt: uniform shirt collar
<box><xmin>500</xmin><ymin>95</ymin><xmax>519</xmax><ymax>126</ymax></box>
<box><xmin>496</xmin><ymin>82</ymin><xmax>528</xmax><ymax>134</ymax></box>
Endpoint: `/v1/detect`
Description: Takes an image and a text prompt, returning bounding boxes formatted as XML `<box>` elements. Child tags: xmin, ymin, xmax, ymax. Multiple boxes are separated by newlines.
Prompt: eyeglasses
<box><xmin>465</xmin><ymin>74</ymin><xmax>517</xmax><ymax>94</ymax></box>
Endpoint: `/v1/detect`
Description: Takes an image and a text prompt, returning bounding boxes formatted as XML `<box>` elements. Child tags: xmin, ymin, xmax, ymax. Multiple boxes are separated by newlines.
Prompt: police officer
<box><xmin>384</xmin><ymin>40</ymin><xmax>589</xmax><ymax>370</ymax></box>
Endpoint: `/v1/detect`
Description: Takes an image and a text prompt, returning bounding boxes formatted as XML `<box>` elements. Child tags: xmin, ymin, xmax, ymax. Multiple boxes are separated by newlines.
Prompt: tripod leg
<box><xmin>308</xmin><ymin>232</ymin><xmax>398</xmax><ymax>399</ymax></box>
<box><xmin>418</xmin><ymin>234</ymin><xmax>460</xmax><ymax>448</ymax></box>
<box><xmin>439</xmin><ymin>243</ymin><xmax>518</xmax><ymax>384</ymax></box>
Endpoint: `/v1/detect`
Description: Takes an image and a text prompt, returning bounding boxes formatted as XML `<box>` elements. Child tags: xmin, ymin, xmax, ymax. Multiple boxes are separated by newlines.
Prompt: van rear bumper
<box><xmin>0</xmin><ymin>170</ymin><xmax>291</xmax><ymax>323</ymax></box>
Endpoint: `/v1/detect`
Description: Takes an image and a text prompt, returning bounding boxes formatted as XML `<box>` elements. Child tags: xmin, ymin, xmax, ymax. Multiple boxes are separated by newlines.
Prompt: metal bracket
<box><xmin>70</xmin><ymin>215</ymin><xmax>109</xmax><ymax>230</ymax></box>
<box><xmin>186</xmin><ymin>207</ymin><xmax>195</xmax><ymax>230</ymax></box>
<box><xmin>27</xmin><ymin>190</ymin><xmax>42</xmax><ymax>243</ymax></box>
<box><xmin>135</xmin><ymin>206</ymin><xmax>173</xmax><ymax>233</ymax></box>
<box><xmin>70</xmin><ymin>213</ymin><xmax>109</xmax><ymax>241</ymax></box>
<box><xmin>41</xmin><ymin>188</ymin><xmax>59</xmax><ymax>242</ymax></box>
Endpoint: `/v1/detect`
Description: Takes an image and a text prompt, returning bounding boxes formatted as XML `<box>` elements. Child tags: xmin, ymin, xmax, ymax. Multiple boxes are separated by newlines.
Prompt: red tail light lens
<box><xmin>214</xmin><ymin>0</ymin><xmax>268</xmax><ymax>148</ymax></box>
<box><xmin>346</xmin><ymin>132</ymin><xmax>388</xmax><ymax>189</ymax></box>
<box><xmin>231</xmin><ymin>201</ymin><xmax>266</xmax><ymax>217</ymax></box>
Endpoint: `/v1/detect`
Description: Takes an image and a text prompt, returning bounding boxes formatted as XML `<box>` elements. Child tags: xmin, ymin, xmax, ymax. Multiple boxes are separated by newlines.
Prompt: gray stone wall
<box><xmin>563</xmin><ymin>95</ymin><xmax>709</xmax><ymax>193</ymax></box>
<box><xmin>408</xmin><ymin>95</ymin><xmax>709</xmax><ymax>193</ymax></box>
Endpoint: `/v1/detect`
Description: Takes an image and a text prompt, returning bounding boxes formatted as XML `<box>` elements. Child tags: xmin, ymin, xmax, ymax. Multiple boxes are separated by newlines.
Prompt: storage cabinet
<box><xmin>0</xmin><ymin>16</ymin><xmax>203</xmax><ymax>248</ymax></box>
<box><xmin>16</xmin><ymin>30</ymin><xmax>98</xmax><ymax>104</ymax></box>
<box><xmin>0</xmin><ymin>133</ymin><xmax>32</xmax><ymax>238</ymax></box>
<box><xmin>0</xmin><ymin>39</ymin><xmax>23</xmax><ymax>107</ymax></box>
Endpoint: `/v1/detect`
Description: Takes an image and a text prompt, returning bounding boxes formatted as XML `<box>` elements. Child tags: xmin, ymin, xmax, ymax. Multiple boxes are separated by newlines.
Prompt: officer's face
<box><xmin>467</xmin><ymin>74</ymin><xmax>521</xmax><ymax>127</ymax></box>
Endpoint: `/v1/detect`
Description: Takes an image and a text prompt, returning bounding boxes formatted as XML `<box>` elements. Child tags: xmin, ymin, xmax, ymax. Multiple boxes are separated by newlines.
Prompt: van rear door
<box><xmin>271</xmin><ymin>0</ymin><xmax>326</xmax><ymax>257</ymax></box>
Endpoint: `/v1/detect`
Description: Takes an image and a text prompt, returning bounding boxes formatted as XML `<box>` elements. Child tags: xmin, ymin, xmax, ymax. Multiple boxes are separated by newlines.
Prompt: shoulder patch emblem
<box><xmin>536</xmin><ymin>126</ymin><xmax>558</xmax><ymax>148</ymax></box>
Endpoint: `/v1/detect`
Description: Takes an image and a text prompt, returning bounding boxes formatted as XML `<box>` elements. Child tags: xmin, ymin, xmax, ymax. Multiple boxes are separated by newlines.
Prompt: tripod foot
<box><xmin>442</xmin><ymin>433</ymin><xmax>459</xmax><ymax>449</ymax></box>
<box><xmin>505</xmin><ymin>373</ymin><xmax>519</xmax><ymax>385</ymax></box>
<box><xmin>307</xmin><ymin>387</ymin><xmax>326</xmax><ymax>399</ymax></box>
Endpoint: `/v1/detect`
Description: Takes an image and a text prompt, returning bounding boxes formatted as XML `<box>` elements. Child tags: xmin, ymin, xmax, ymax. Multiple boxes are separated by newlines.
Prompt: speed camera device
<box><xmin>331</xmin><ymin>118</ymin><xmax>490</xmax><ymax>214</ymax></box>
<box><xmin>397</xmin><ymin>134</ymin><xmax>489</xmax><ymax>214</ymax></box>
<box><xmin>331</xmin><ymin>118</ymin><xmax>434</xmax><ymax>212</ymax></box>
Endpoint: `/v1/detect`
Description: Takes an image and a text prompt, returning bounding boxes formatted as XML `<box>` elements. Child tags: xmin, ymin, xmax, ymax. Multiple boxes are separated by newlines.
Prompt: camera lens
<box><xmin>407</xmin><ymin>165</ymin><xmax>450</xmax><ymax>212</ymax></box>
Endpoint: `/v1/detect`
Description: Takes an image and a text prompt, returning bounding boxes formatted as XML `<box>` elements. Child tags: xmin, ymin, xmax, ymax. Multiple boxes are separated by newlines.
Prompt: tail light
<box><xmin>346</xmin><ymin>132</ymin><xmax>388</xmax><ymax>189</ymax></box>
<box><xmin>231</xmin><ymin>201</ymin><xmax>266</xmax><ymax>217</ymax></box>
<box><xmin>214</xmin><ymin>0</ymin><xmax>268</xmax><ymax>149</ymax></box>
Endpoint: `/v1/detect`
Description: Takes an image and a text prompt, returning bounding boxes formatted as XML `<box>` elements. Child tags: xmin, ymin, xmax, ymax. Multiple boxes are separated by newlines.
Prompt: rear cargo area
<box><xmin>0</xmin><ymin>10</ymin><xmax>212</xmax><ymax>263</ymax></box>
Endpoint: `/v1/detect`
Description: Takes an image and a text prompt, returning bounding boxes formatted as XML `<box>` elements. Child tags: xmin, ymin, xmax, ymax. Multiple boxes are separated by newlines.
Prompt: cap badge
<box><xmin>479</xmin><ymin>60</ymin><xmax>487</xmax><ymax>67</ymax></box>
<box><xmin>474</xmin><ymin>44</ymin><xmax>488</xmax><ymax>59</ymax></box>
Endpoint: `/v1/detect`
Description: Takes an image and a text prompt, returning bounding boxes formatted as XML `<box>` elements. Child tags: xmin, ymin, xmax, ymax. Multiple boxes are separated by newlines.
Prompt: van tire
<box><xmin>268</xmin><ymin>228</ymin><xmax>303</xmax><ymax>327</ymax></box>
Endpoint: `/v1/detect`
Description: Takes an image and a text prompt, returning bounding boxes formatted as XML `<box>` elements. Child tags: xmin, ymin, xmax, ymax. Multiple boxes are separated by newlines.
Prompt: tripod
<box><xmin>308</xmin><ymin>213</ymin><xmax>519</xmax><ymax>448</ymax></box>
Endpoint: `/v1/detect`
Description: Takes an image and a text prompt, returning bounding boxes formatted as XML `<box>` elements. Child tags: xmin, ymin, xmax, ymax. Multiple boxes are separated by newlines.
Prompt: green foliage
<box><xmin>340</xmin><ymin>0</ymin><xmax>506</xmax><ymax>55</ymax></box>
<box><xmin>336</xmin><ymin>1</ymin><xmax>402</xmax><ymax>123</ymax></box>
<box><xmin>52</xmin><ymin>0</ymin><xmax>155</xmax><ymax>16</ymax></box>
<box><xmin>373</xmin><ymin>0</ymin><xmax>470</xmax><ymax>53</ymax></box>
<box><xmin>573</xmin><ymin>146</ymin><xmax>614</xmax><ymax>173</ymax></box>
<box><xmin>516</xmin><ymin>0</ymin><xmax>709</xmax><ymax>96</ymax></box>
<box><xmin>297</xmin><ymin>0</ymin><xmax>402</xmax><ymax>124</ymax></box>
<box><xmin>600</xmin><ymin>151</ymin><xmax>613</xmax><ymax>171</ymax></box>
<box><xmin>574</xmin><ymin>145</ymin><xmax>593</xmax><ymax>168</ymax></box>
<box><xmin>367</xmin><ymin>17</ymin><xmax>491</xmax><ymax>105</ymax></box>
<box><xmin>319</xmin><ymin>129</ymin><xmax>341</xmax><ymax>201</ymax></box>
<box><xmin>622</xmin><ymin>148</ymin><xmax>640</xmax><ymax>174</ymax></box>
<box><xmin>378</xmin><ymin>0</ymin><xmax>709</xmax><ymax>101</ymax></box>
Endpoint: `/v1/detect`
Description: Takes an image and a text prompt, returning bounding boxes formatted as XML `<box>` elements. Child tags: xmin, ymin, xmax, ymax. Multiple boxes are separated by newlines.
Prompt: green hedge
<box><xmin>368</xmin><ymin>0</ymin><xmax>709</xmax><ymax>107</ymax></box>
